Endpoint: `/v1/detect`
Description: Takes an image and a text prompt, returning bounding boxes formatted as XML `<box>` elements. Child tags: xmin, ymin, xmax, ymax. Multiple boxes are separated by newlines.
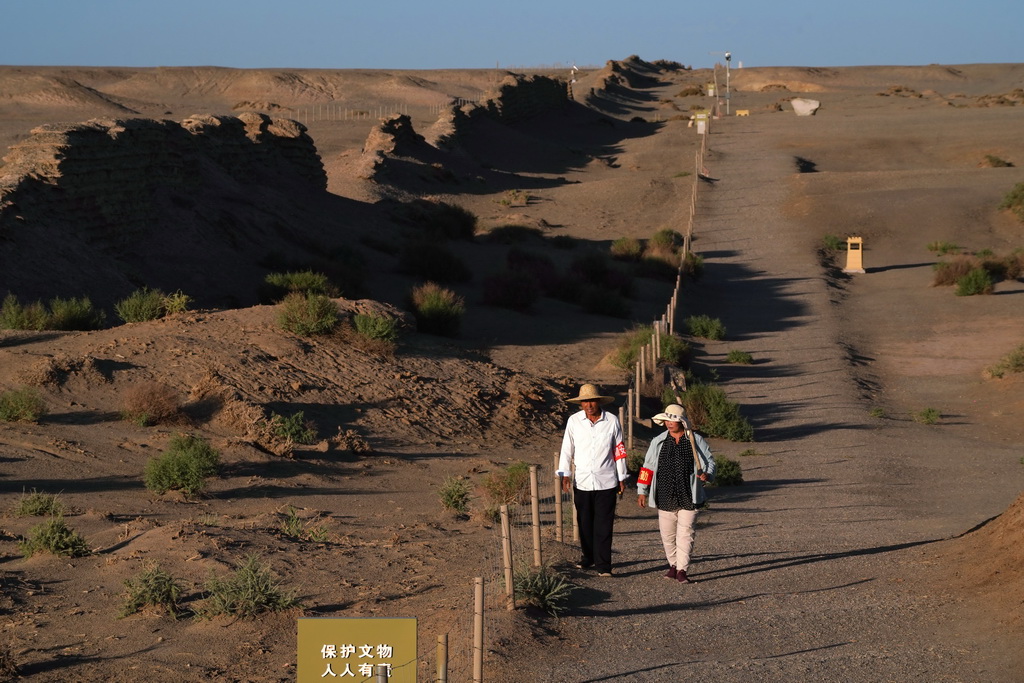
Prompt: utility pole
<box><xmin>724</xmin><ymin>51</ymin><xmax>732</xmax><ymax>115</ymax></box>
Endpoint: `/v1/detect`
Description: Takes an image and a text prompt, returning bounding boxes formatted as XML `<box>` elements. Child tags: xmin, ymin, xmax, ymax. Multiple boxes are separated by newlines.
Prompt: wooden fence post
<box><xmin>500</xmin><ymin>505</ymin><xmax>514</xmax><ymax>610</ymax></box>
<box><xmin>436</xmin><ymin>634</ymin><xmax>448</xmax><ymax>683</ymax></box>
<box><xmin>473</xmin><ymin>578</ymin><xmax>484</xmax><ymax>683</ymax></box>
<box><xmin>553</xmin><ymin>453</ymin><xmax>563</xmax><ymax>543</ymax></box>
<box><xmin>529</xmin><ymin>465</ymin><xmax>542</xmax><ymax>567</ymax></box>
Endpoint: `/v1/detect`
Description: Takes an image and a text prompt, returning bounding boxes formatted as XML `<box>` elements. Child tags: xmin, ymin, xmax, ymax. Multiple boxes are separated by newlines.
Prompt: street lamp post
<box><xmin>724</xmin><ymin>51</ymin><xmax>732</xmax><ymax>115</ymax></box>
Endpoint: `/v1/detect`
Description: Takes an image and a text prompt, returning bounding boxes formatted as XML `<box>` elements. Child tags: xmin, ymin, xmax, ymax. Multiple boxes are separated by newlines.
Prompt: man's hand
<box><xmin>618</xmin><ymin>481</ymin><xmax>625</xmax><ymax>495</ymax></box>
<box><xmin>637</xmin><ymin>494</ymin><xmax>648</xmax><ymax>508</ymax></box>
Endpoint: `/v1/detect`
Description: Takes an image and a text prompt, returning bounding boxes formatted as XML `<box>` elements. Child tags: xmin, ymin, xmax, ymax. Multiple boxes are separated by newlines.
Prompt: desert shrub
<box><xmin>982</xmin><ymin>154</ymin><xmax>1013</xmax><ymax>168</ymax></box>
<box><xmin>278</xmin><ymin>506</ymin><xmax>330</xmax><ymax>542</ymax></box>
<box><xmin>120</xmin><ymin>563</ymin><xmax>183</xmax><ymax>618</ymax></box>
<box><xmin>926</xmin><ymin>241</ymin><xmax>962</xmax><ymax>255</ymax></box>
<box><xmin>277</xmin><ymin>292</ymin><xmax>339</xmax><ymax>336</ymax></box>
<box><xmin>998</xmin><ymin>182</ymin><xmax>1024</xmax><ymax>222</ymax></box>
<box><xmin>932</xmin><ymin>256</ymin><xmax>976</xmax><ymax>286</ymax></box>
<box><xmin>680</xmin><ymin>382</ymin><xmax>753</xmax><ymax>441</ymax></box>
<box><xmin>261</xmin><ymin>270</ymin><xmax>339</xmax><ymax>303</ymax></box>
<box><xmin>19</xmin><ymin>516</ymin><xmax>90</xmax><ymax>558</ymax></box>
<box><xmin>410</xmin><ymin>282</ymin><xmax>465</xmax><ymax>337</ymax></box>
<box><xmin>13</xmin><ymin>489</ymin><xmax>66</xmax><ymax>517</ymax></box>
<box><xmin>483</xmin><ymin>462</ymin><xmax>531</xmax><ymax>506</ymax></box>
<box><xmin>122</xmin><ymin>382</ymin><xmax>183</xmax><ymax>426</ymax></box>
<box><xmin>727</xmin><ymin>350</ymin><xmax>754</xmax><ymax>364</ymax></box>
<box><xmin>626</xmin><ymin>448</ymin><xmax>646</xmax><ymax>474</ymax></box>
<box><xmin>737</xmin><ymin>448</ymin><xmax>760</xmax><ymax>457</ymax></box>
<box><xmin>633</xmin><ymin>256</ymin><xmax>678</xmax><ymax>281</ymax></box>
<box><xmin>0</xmin><ymin>387</ymin><xmax>47</xmax><ymax>422</ymax></box>
<box><xmin>198</xmin><ymin>555</ymin><xmax>299</xmax><ymax>618</ymax></box>
<box><xmin>610</xmin><ymin>237</ymin><xmax>643</xmax><ymax>261</ymax></box>
<box><xmin>610</xmin><ymin>325</ymin><xmax>654</xmax><ymax>369</ymax></box>
<box><xmin>685</xmin><ymin>314</ymin><xmax>726</xmax><ymax>340</ymax></box>
<box><xmin>352</xmin><ymin>313</ymin><xmax>399</xmax><ymax>343</ymax></box>
<box><xmin>438</xmin><ymin>476</ymin><xmax>472</xmax><ymax>514</ymax></box>
<box><xmin>398</xmin><ymin>242</ymin><xmax>471</xmax><ymax>283</ymax></box>
<box><xmin>270</xmin><ymin>411</ymin><xmax>318</xmax><ymax>445</ymax></box>
<box><xmin>0</xmin><ymin>294</ymin><xmax>49</xmax><ymax>330</ymax></box>
<box><xmin>913</xmin><ymin>407</ymin><xmax>941</xmax><ymax>425</ymax></box>
<box><xmin>710</xmin><ymin>455</ymin><xmax>743</xmax><ymax>486</ymax></box>
<box><xmin>822</xmin><ymin>234</ymin><xmax>846</xmax><ymax>251</ymax></box>
<box><xmin>498</xmin><ymin>189</ymin><xmax>531</xmax><ymax>207</ymax></box>
<box><xmin>506</xmin><ymin>249</ymin><xmax>559</xmax><ymax>294</ymax></box>
<box><xmin>45</xmin><ymin>297</ymin><xmax>106</xmax><ymax>330</ymax></box>
<box><xmin>484</xmin><ymin>224</ymin><xmax>544</xmax><ymax>244</ymax></box>
<box><xmin>660</xmin><ymin>334</ymin><xmax>691</xmax><ymax>367</ymax></box>
<box><xmin>115</xmin><ymin>288</ymin><xmax>165</xmax><ymax>323</ymax></box>
<box><xmin>649</xmin><ymin>229</ymin><xmax>683</xmax><ymax>252</ymax></box>
<box><xmin>161</xmin><ymin>290</ymin><xmax>193</xmax><ymax>315</ymax></box>
<box><xmin>514</xmin><ymin>566</ymin><xmax>575</xmax><ymax>616</ymax></box>
<box><xmin>405</xmin><ymin>199</ymin><xmax>478</xmax><ymax>240</ymax></box>
<box><xmin>482</xmin><ymin>270</ymin><xmax>542</xmax><ymax>312</ymax></box>
<box><xmin>987</xmin><ymin>343</ymin><xmax>1024</xmax><ymax>378</ymax></box>
<box><xmin>680</xmin><ymin>251</ymin><xmax>704</xmax><ymax>281</ymax></box>
<box><xmin>143</xmin><ymin>434</ymin><xmax>220</xmax><ymax>497</ymax></box>
<box><xmin>869</xmin><ymin>406</ymin><xmax>886</xmax><ymax>418</ymax></box>
<box><xmin>955</xmin><ymin>267</ymin><xmax>994</xmax><ymax>296</ymax></box>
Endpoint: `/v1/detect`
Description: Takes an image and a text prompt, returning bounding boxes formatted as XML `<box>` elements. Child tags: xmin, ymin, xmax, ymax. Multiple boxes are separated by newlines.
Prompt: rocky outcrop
<box><xmin>0</xmin><ymin>113</ymin><xmax>325</xmax><ymax>242</ymax></box>
<box><xmin>426</xmin><ymin>73</ymin><xmax>568</xmax><ymax>150</ymax></box>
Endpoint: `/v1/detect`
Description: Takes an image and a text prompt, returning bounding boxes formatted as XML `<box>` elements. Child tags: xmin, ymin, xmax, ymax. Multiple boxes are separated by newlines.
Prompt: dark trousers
<box><xmin>574</xmin><ymin>486</ymin><xmax>618</xmax><ymax>573</ymax></box>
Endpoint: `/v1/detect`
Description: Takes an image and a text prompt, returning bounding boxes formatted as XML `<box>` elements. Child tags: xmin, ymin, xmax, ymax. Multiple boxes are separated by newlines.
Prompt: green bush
<box><xmin>932</xmin><ymin>257</ymin><xmax>975</xmax><ymax>286</ymax></box>
<box><xmin>660</xmin><ymin>334</ymin><xmax>691</xmax><ymax>367</ymax></box>
<box><xmin>484</xmin><ymin>224</ymin><xmax>544</xmax><ymax>244</ymax></box>
<box><xmin>610</xmin><ymin>237</ymin><xmax>643</xmax><ymax>261</ymax></box>
<box><xmin>410</xmin><ymin>282</ymin><xmax>465</xmax><ymax>337</ymax></box>
<box><xmin>438</xmin><ymin>476</ymin><xmax>472</xmax><ymax>514</ymax></box>
<box><xmin>680</xmin><ymin>251</ymin><xmax>704</xmax><ymax>281</ymax></box>
<box><xmin>115</xmin><ymin>288</ymin><xmax>166</xmax><ymax>323</ymax></box>
<box><xmin>869</xmin><ymin>406</ymin><xmax>886</xmax><ymax>418</ymax></box>
<box><xmin>710</xmin><ymin>455</ymin><xmax>743</xmax><ymax>486</ymax></box>
<box><xmin>685</xmin><ymin>314</ymin><xmax>726</xmax><ymax>340</ymax></box>
<box><xmin>279</xmin><ymin>506</ymin><xmax>330</xmax><ymax>542</ymax></box>
<box><xmin>0</xmin><ymin>387</ymin><xmax>47</xmax><ymax>422</ymax></box>
<box><xmin>955</xmin><ymin>267</ymin><xmax>994</xmax><ymax>296</ymax></box>
<box><xmin>45</xmin><ymin>297</ymin><xmax>106</xmax><ymax>330</ymax></box>
<box><xmin>987</xmin><ymin>343</ymin><xmax>1024</xmax><ymax>378</ymax></box>
<box><xmin>161</xmin><ymin>290</ymin><xmax>193</xmax><ymax>315</ymax></box>
<box><xmin>277</xmin><ymin>292</ymin><xmax>339</xmax><ymax>336</ymax></box>
<box><xmin>514</xmin><ymin>566</ymin><xmax>575</xmax><ymax>616</ymax></box>
<box><xmin>0</xmin><ymin>294</ymin><xmax>49</xmax><ymax>330</ymax></box>
<box><xmin>726</xmin><ymin>350</ymin><xmax>754</xmax><ymax>364</ymax></box>
<box><xmin>822</xmin><ymin>234</ymin><xmax>846</xmax><ymax>251</ymax></box>
<box><xmin>143</xmin><ymin>434</ymin><xmax>220</xmax><ymax>497</ymax></box>
<box><xmin>610</xmin><ymin>325</ymin><xmax>654</xmax><ymax>369</ymax></box>
<box><xmin>404</xmin><ymin>199</ymin><xmax>478</xmax><ymax>240</ymax></box>
<box><xmin>913</xmin><ymin>408</ymin><xmax>941</xmax><ymax>425</ymax></box>
<box><xmin>649</xmin><ymin>229</ymin><xmax>683</xmax><ymax>252</ymax></box>
<box><xmin>982</xmin><ymin>154</ymin><xmax>1012</xmax><ymax>168</ymax></box>
<box><xmin>199</xmin><ymin>555</ymin><xmax>299</xmax><ymax>618</ymax></box>
<box><xmin>13</xmin><ymin>489</ymin><xmax>66</xmax><ymax>517</ymax></box>
<box><xmin>626</xmin><ymin>448</ymin><xmax>646</xmax><ymax>474</ymax></box>
<box><xmin>680</xmin><ymin>382</ymin><xmax>753</xmax><ymax>441</ymax></box>
<box><xmin>482</xmin><ymin>270</ymin><xmax>542</xmax><ymax>312</ymax></box>
<box><xmin>352</xmin><ymin>314</ymin><xmax>399</xmax><ymax>342</ymax></box>
<box><xmin>120</xmin><ymin>563</ymin><xmax>183</xmax><ymax>618</ymax></box>
<box><xmin>483</xmin><ymin>462</ymin><xmax>531</xmax><ymax>506</ymax></box>
<box><xmin>926</xmin><ymin>241</ymin><xmax>962</xmax><ymax>255</ymax></box>
<box><xmin>19</xmin><ymin>516</ymin><xmax>90</xmax><ymax>558</ymax></box>
<box><xmin>998</xmin><ymin>182</ymin><xmax>1024</xmax><ymax>222</ymax></box>
<box><xmin>270</xmin><ymin>411</ymin><xmax>318</xmax><ymax>445</ymax></box>
<box><xmin>262</xmin><ymin>270</ymin><xmax>339</xmax><ymax>303</ymax></box>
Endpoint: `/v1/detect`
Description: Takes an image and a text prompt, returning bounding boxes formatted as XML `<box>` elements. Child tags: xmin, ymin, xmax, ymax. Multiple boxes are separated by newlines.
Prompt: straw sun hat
<box><xmin>566</xmin><ymin>384</ymin><xmax>614</xmax><ymax>405</ymax></box>
<box><xmin>652</xmin><ymin>404</ymin><xmax>688</xmax><ymax>426</ymax></box>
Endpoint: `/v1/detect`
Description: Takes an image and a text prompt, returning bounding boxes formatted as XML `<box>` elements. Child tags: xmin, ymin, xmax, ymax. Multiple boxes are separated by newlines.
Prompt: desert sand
<box><xmin>0</xmin><ymin>58</ymin><xmax>1022</xmax><ymax>681</ymax></box>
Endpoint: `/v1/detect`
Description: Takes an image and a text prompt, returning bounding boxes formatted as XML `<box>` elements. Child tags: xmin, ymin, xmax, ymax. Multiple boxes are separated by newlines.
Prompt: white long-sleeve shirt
<box><xmin>557</xmin><ymin>410</ymin><xmax>628</xmax><ymax>490</ymax></box>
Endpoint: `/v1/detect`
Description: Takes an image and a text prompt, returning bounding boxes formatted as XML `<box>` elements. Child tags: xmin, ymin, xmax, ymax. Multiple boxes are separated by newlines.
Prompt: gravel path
<box><xmin>491</xmin><ymin>116</ymin><xmax>1024</xmax><ymax>682</ymax></box>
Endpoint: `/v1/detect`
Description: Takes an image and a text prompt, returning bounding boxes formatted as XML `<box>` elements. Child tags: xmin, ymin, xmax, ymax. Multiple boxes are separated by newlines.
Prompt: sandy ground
<box><xmin>0</xmin><ymin>61</ymin><xmax>1022</xmax><ymax>681</ymax></box>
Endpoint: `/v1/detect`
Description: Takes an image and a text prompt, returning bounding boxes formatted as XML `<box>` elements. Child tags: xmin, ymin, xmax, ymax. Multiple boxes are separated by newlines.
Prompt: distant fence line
<box><xmin>284</xmin><ymin>96</ymin><xmax>489</xmax><ymax>124</ymax></box>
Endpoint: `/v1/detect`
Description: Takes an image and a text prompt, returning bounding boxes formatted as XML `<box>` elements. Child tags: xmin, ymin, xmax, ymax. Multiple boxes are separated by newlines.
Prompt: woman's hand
<box><xmin>637</xmin><ymin>494</ymin><xmax>648</xmax><ymax>508</ymax></box>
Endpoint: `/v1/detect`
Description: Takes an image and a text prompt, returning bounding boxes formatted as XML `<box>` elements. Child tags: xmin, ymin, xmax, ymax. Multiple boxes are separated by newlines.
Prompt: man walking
<box><xmin>557</xmin><ymin>384</ymin><xmax>628</xmax><ymax>577</ymax></box>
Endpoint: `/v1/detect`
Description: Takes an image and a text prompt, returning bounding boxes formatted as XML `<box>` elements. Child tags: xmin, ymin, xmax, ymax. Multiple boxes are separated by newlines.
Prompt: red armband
<box><xmin>637</xmin><ymin>467</ymin><xmax>653</xmax><ymax>486</ymax></box>
<box><xmin>614</xmin><ymin>442</ymin><xmax>627</xmax><ymax>461</ymax></box>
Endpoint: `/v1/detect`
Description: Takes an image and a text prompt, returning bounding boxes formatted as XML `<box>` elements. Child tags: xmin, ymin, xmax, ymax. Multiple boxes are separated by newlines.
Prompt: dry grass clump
<box><xmin>19</xmin><ymin>516</ymin><xmax>90</xmax><ymax>558</ymax></box>
<box><xmin>410</xmin><ymin>282</ymin><xmax>465</xmax><ymax>337</ymax></box>
<box><xmin>0</xmin><ymin>387</ymin><xmax>47</xmax><ymax>422</ymax></box>
<box><xmin>122</xmin><ymin>381</ymin><xmax>185</xmax><ymax>426</ymax></box>
<box><xmin>986</xmin><ymin>344</ymin><xmax>1024</xmax><ymax>379</ymax></box>
<box><xmin>197</xmin><ymin>555</ymin><xmax>299</xmax><ymax>619</ymax></box>
<box><xmin>120</xmin><ymin>563</ymin><xmax>183</xmax><ymax>618</ymax></box>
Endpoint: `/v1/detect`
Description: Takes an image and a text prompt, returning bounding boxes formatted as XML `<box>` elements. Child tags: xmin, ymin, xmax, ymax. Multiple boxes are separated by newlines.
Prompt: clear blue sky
<box><xmin>2</xmin><ymin>0</ymin><xmax>1020</xmax><ymax>70</ymax></box>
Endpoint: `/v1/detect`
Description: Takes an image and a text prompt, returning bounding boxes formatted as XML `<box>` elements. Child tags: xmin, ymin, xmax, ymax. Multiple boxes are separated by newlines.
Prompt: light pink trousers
<box><xmin>658</xmin><ymin>508</ymin><xmax>699</xmax><ymax>571</ymax></box>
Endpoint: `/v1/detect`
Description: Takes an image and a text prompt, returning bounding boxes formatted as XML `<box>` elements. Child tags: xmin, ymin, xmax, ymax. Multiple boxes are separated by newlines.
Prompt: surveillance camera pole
<box><xmin>724</xmin><ymin>51</ymin><xmax>732</xmax><ymax>115</ymax></box>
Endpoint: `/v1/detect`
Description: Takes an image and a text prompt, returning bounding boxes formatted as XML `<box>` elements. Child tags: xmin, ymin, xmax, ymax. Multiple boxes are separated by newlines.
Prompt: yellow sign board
<box><xmin>298</xmin><ymin>618</ymin><xmax>417</xmax><ymax>681</ymax></box>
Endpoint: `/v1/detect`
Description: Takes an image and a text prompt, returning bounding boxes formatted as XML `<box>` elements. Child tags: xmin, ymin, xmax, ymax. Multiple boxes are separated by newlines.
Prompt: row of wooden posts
<box><xmin>425</xmin><ymin>111</ymin><xmax>713</xmax><ymax>683</ymax></box>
